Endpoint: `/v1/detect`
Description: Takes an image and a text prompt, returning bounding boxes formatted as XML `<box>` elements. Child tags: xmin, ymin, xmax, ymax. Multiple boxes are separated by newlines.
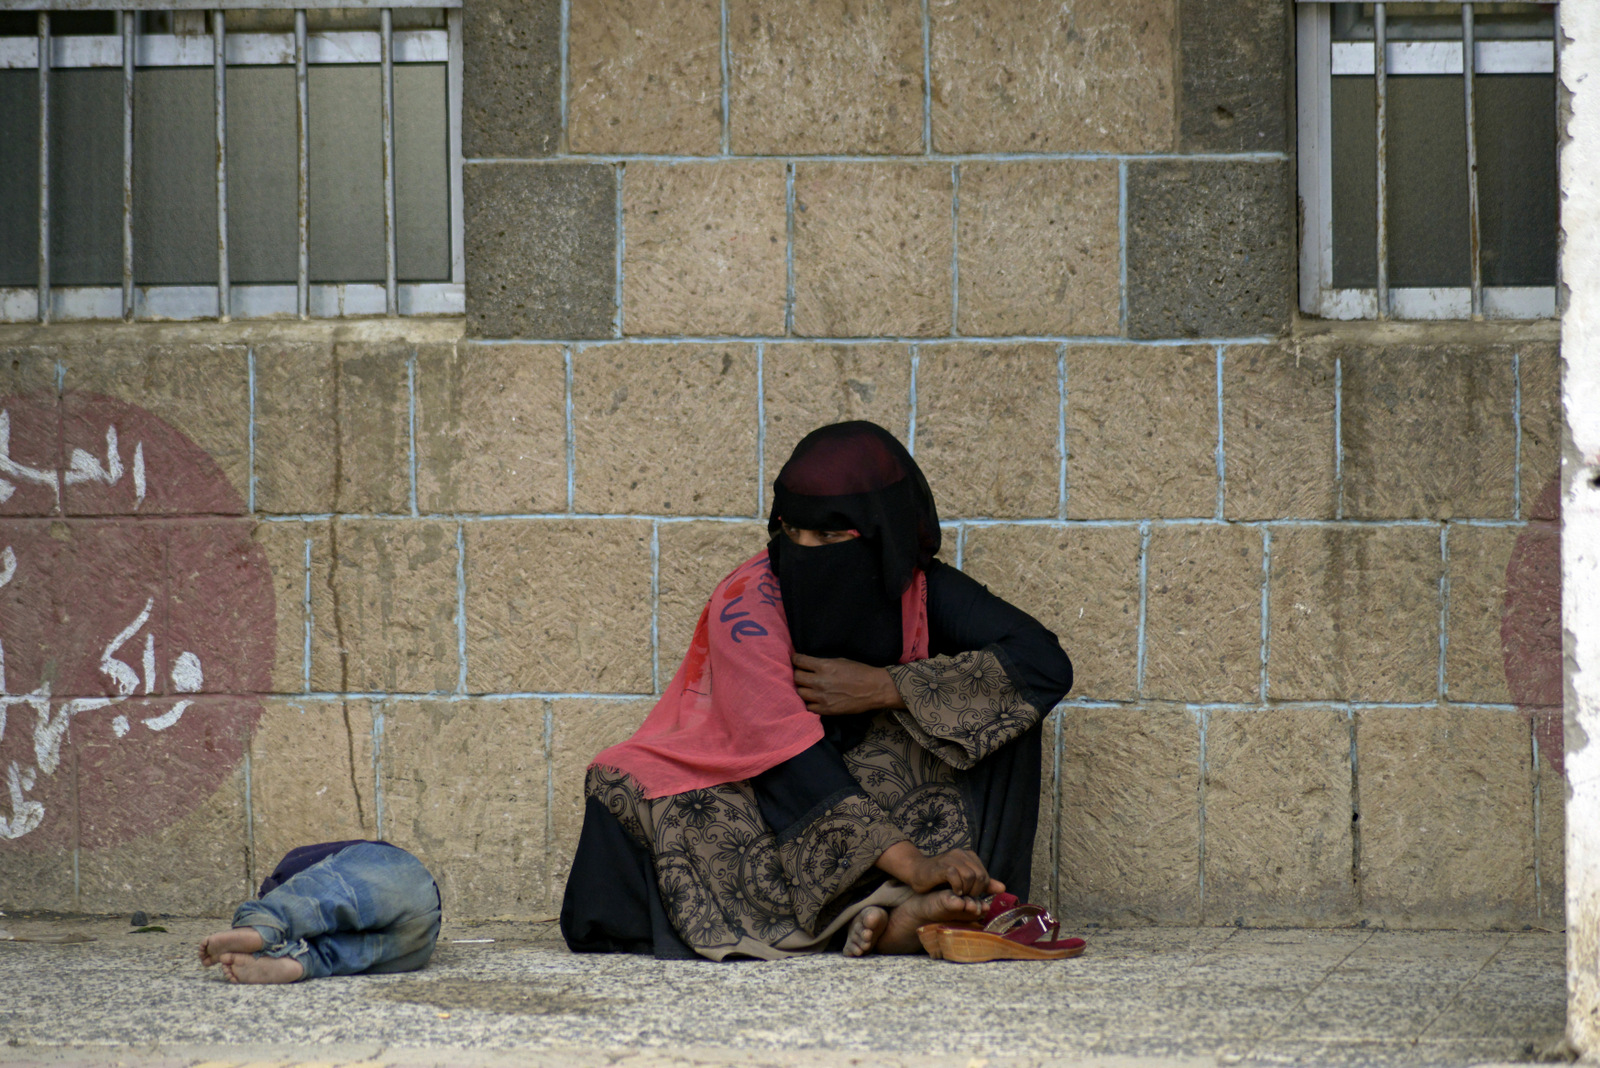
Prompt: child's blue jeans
<box><xmin>232</xmin><ymin>841</ymin><xmax>441</xmax><ymax>980</ymax></box>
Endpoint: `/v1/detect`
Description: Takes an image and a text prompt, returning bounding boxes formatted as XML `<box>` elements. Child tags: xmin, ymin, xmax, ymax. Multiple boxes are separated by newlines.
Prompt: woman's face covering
<box><xmin>773</xmin><ymin>528</ymin><xmax>901</xmax><ymax>666</ymax></box>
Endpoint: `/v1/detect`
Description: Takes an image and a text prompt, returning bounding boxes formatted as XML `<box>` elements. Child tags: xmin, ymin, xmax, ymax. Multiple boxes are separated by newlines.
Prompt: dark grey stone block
<box><xmin>1178</xmin><ymin>0</ymin><xmax>1292</xmax><ymax>153</ymax></box>
<box><xmin>465</xmin><ymin>163</ymin><xmax>616</xmax><ymax>339</ymax></box>
<box><xmin>463</xmin><ymin>0</ymin><xmax>561</xmax><ymax>158</ymax></box>
<box><xmin>1126</xmin><ymin>159</ymin><xmax>1294</xmax><ymax>340</ymax></box>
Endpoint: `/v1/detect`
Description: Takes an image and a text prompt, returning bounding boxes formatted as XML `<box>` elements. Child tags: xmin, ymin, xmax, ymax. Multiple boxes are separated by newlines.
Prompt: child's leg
<box><xmin>231</xmin><ymin>842</ymin><xmax>440</xmax><ymax>979</ymax></box>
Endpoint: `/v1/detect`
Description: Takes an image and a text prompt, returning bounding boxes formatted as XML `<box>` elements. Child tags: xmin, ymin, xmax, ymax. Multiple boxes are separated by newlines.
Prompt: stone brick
<box><xmin>1222</xmin><ymin>343</ymin><xmax>1339</xmax><ymax>521</ymax></box>
<box><xmin>166</xmin><ymin>520</ymin><xmax>276</xmax><ymax>696</ymax></box>
<box><xmin>1057</xmin><ymin>705</ymin><xmax>1200</xmax><ymax>925</ymax></box>
<box><xmin>1178</xmin><ymin>0</ymin><xmax>1290</xmax><ymax>153</ymax></box>
<box><xmin>1205</xmin><ymin>708</ymin><xmax>1354</xmax><ymax>925</ymax></box>
<box><xmin>1357</xmin><ymin>707</ymin><xmax>1535</xmax><ymax>926</ymax></box>
<box><xmin>250</xmin><ymin>522</ymin><xmax>309</xmax><ymax>693</ymax></box>
<box><xmin>657</xmin><ymin>520</ymin><xmax>768</xmax><ymax>674</ymax></box>
<box><xmin>762</xmin><ymin>344</ymin><xmax>912</xmax><ymax>504</ymax></box>
<box><xmin>955</xmin><ymin>161</ymin><xmax>1121</xmax><ymax>337</ymax></box>
<box><xmin>1066</xmin><ymin>344</ymin><xmax>1217</xmax><ymax>520</ymax></box>
<box><xmin>1501</xmin><ymin>518</ymin><xmax>1562</xmax><ymax>712</ymax></box>
<box><xmin>253</xmin><ymin>341</ymin><xmax>411</xmax><ymax>515</ymax></box>
<box><xmin>310</xmin><ymin>520</ymin><xmax>460</xmax><ymax>694</ymax></box>
<box><xmin>622</xmin><ymin>162</ymin><xmax>787</xmax><ymax>337</ymax></box>
<box><xmin>465</xmin><ymin>163</ymin><xmax>616</xmax><ymax>340</ymax></box>
<box><xmin>962</xmin><ymin>525</ymin><xmax>1140</xmax><ymax>701</ymax></box>
<box><xmin>465</xmin><ymin>520</ymin><xmax>652</xmax><ymax>693</ymax></box>
<box><xmin>248</xmin><ymin>698</ymin><xmax>376</xmax><ymax>879</ymax></box>
<box><xmin>0</xmin><ymin>665</ymin><xmax>74</xmax><ymax>908</ymax></box>
<box><xmin>1144</xmin><ymin>524</ymin><xmax>1263</xmax><ymax>703</ymax></box>
<box><xmin>1267</xmin><ymin>525</ymin><xmax>1441</xmax><ymax>703</ymax></box>
<box><xmin>729</xmin><ymin>0</ymin><xmax>923</xmax><ymax>154</ymax></box>
<box><xmin>914</xmin><ymin>343</ymin><xmax>1059</xmax><ymax>518</ymax></box>
<box><xmin>415</xmin><ymin>342</ymin><xmax>567</xmax><ymax>514</ymax></box>
<box><xmin>1340</xmin><ymin>344</ymin><xmax>1516</xmax><ymax>520</ymax></box>
<box><xmin>61</xmin><ymin>344</ymin><xmax>251</xmax><ymax>512</ymax></box>
<box><xmin>0</xmin><ymin>346</ymin><xmax>63</xmax><ymax>519</ymax></box>
<box><xmin>1126</xmin><ymin>159</ymin><xmax>1294</xmax><ymax>340</ymax></box>
<box><xmin>0</xmin><ymin>843</ymin><xmax>74</xmax><ymax>912</ymax></box>
<box><xmin>463</xmin><ymin>0</ymin><xmax>561</xmax><ymax>157</ymax></box>
<box><xmin>572</xmin><ymin>344</ymin><xmax>758</xmax><ymax>515</ymax></box>
<box><xmin>929</xmin><ymin>0</ymin><xmax>1175</xmax><ymax>153</ymax></box>
<box><xmin>791</xmin><ymin>164</ymin><xmax>953</xmax><ymax>338</ymax></box>
<box><xmin>1445</xmin><ymin>525</ymin><xmax>1516</xmax><ymax>704</ymax></box>
<box><xmin>76</xmin><ymin>701</ymin><xmax>252</xmax><ymax>915</ymax></box>
<box><xmin>380</xmin><ymin>699</ymin><xmax>548</xmax><ymax>919</ymax></box>
<box><xmin>1517</xmin><ymin>341</ymin><xmax>1561</xmax><ymax>521</ymax></box>
<box><xmin>569</xmin><ymin>0</ymin><xmax>721</xmax><ymax>155</ymax></box>
<box><xmin>549</xmin><ymin>697</ymin><xmax>654</xmax><ymax>909</ymax></box>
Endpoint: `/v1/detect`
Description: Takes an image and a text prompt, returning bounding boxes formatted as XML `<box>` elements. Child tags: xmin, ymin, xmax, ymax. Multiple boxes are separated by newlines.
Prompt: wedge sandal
<box><xmin>917</xmin><ymin>893</ymin><xmax>1086</xmax><ymax>963</ymax></box>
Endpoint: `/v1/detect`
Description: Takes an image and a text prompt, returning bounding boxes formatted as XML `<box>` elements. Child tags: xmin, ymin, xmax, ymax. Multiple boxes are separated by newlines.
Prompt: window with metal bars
<box><xmin>0</xmin><ymin>2</ymin><xmax>462</xmax><ymax>323</ymax></box>
<box><xmin>1297</xmin><ymin>2</ymin><xmax>1557</xmax><ymax>320</ymax></box>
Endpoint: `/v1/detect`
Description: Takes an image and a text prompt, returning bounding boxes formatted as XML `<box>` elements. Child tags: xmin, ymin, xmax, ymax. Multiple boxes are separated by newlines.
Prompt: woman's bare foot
<box><xmin>843</xmin><ymin>905</ymin><xmax>888</xmax><ymax>957</ymax></box>
<box><xmin>219</xmin><ymin>951</ymin><xmax>304</xmax><ymax>984</ymax></box>
<box><xmin>198</xmin><ymin>927</ymin><xmax>264</xmax><ymax>967</ymax></box>
<box><xmin>877</xmin><ymin>889</ymin><xmax>984</xmax><ymax>954</ymax></box>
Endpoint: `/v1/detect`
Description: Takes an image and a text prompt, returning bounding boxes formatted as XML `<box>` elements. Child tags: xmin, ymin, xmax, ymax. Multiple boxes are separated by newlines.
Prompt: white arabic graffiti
<box><xmin>0</xmin><ymin>411</ymin><xmax>192</xmax><ymax>840</ymax></box>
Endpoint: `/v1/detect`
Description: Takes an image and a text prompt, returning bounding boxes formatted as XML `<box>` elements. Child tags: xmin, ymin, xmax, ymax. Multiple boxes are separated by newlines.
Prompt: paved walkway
<box><xmin>0</xmin><ymin>914</ymin><xmax>1568</xmax><ymax>1068</ymax></box>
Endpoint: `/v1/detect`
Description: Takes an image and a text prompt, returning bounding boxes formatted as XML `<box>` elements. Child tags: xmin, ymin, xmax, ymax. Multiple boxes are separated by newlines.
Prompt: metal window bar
<box><xmin>214</xmin><ymin>9</ymin><xmax>229</xmax><ymax>320</ymax></box>
<box><xmin>295</xmin><ymin>7</ymin><xmax>308</xmax><ymax>318</ymax></box>
<box><xmin>1463</xmin><ymin>3</ymin><xmax>1483</xmax><ymax>319</ymax></box>
<box><xmin>121</xmin><ymin>9</ymin><xmax>134</xmax><ymax>320</ymax></box>
<box><xmin>380</xmin><ymin>6</ymin><xmax>396</xmax><ymax>316</ymax></box>
<box><xmin>1374</xmin><ymin>1</ymin><xmax>1389</xmax><ymax>319</ymax></box>
<box><xmin>37</xmin><ymin>11</ymin><xmax>49</xmax><ymax>324</ymax></box>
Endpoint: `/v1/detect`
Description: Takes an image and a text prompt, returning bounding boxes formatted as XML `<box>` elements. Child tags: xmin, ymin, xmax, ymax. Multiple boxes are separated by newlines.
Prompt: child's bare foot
<box><xmin>198</xmin><ymin>927</ymin><xmax>264</xmax><ymax>967</ymax></box>
<box><xmin>843</xmin><ymin>905</ymin><xmax>888</xmax><ymax>957</ymax></box>
<box><xmin>877</xmin><ymin>889</ymin><xmax>984</xmax><ymax>954</ymax></box>
<box><xmin>219</xmin><ymin>951</ymin><xmax>304</xmax><ymax>984</ymax></box>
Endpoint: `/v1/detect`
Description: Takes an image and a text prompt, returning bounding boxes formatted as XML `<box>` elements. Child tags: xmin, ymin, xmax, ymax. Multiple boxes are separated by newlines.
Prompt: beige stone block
<box><xmin>573</xmin><ymin>345</ymin><xmax>759</xmax><ymax>516</ymax></box>
<box><xmin>930</xmin><ymin>0</ymin><xmax>1175</xmax><ymax>153</ymax></box>
<box><xmin>1519</xmin><ymin>342</ymin><xmax>1561</xmax><ymax>520</ymax></box>
<box><xmin>380</xmin><ymin>699</ymin><xmax>548</xmax><ymax>920</ymax></box>
<box><xmin>1222</xmin><ymin>343</ymin><xmax>1338</xmax><ymax>521</ymax></box>
<box><xmin>962</xmin><ymin>525</ymin><xmax>1139</xmax><ymax>701</ymax></box>
<box><xmin>0</xmin><ymin>844</ymin><xmax>74</xmax><ymax>912</ymax></box>
<box><xmin>549</xmin><ymin>697</ymin><xmax>654</xmax><ymax>910</ymax></box>
<box><xmin>1204</xmin><ymin>708</ymin><xmax>1354</xmax><ymax>925</ymax></box>
<box><xmin>415</xmin><ymin>342</ymin><xmax>567</xmax><ymax>515</ymax></box>
<box><xmin>310</xmin><ymin>520</ymin><xmax>460</xmax><ymax>694</ymax></box>
<box><xmin>622</xmin><ymin>162</ymin><xmax>788</xmax><ymax>337</ymax></box>
<box><xmin>62</xmin><ymin>343</ymin><xmax>251</xmax><ymax>509</ymax></box>
<box><xmin>915</xmin><ymin>343</ymin><xmax>1060</xmax><ymax>518</ymax></box>
<box><xmin>657</xmin><ymin>520</ymin><xmax>769</xmax><ymax>676</ymax></box>
<box><xmin>252</xmin><ymin>521</ymin><xmax>310</xmax><ymax>693</ymax></box>
<box><xmin>1067</xmin><ymin>345</ymin><xmax>1217</xmax><ymax>520</ymax></box>
<box><xmin>255</xmin><ymin>342</ymin><xmax>410</xmax><ymax>515</ymax></box>
<box><xmin>1446</xmin><ymin>525</ymin><xmax>1516</xmax><ymax>704</ymax></box>
<box><xmin>762</xmin><ymin>344</ymin><xmax>912</xmax><ymax>500</ymax></box>
<box><xmin>1357</xmin><ymin>707</ymin><xmax>1534</xmax><ymax>926</ymax></box>
<box><xmin>1268</xmin><ymin>525</ymin><xmax>1440</xmax><ymax>703</ymax></box>
<box><xmin>1058</xmin><ymin>705</ymin><xmax>1199</xmax><ymax>924</ymax></box>
<box><xmin>1341</xmin><ymin>345</ymin><xmax>1516</xmax><ymax>520</ymax></box>
<box><xmin>465</xmin><ymin>520</ymin><xmax>652</xmax><ymax>694</ymax></box>
<box><xmin>568</xmin><ymin>0</ymin><xmax>721</xmax><ymax>155</ymax></box>
<box><xmin>956</xmin><ymin>161</ymin><xmax>1121</xmax><ymax>337</ymax></box>
<box><xmin>792</xmin><ymin>164</ymin><xmax>953</xmax><ymax>338</ymax></box>
<box><xmin>1144</xmin><ymin>525</ymin><xmax>1263</xmax><ymax>703</ymax></box>
<box><xmin>249</xmin><ymin>699</ymin><xmax>377</xmax><ymax>881</ymax></box>
<box><xmin>728</xmin><ymin>0</ymin><xmax>923</xmax><ymax>154</ymax></box>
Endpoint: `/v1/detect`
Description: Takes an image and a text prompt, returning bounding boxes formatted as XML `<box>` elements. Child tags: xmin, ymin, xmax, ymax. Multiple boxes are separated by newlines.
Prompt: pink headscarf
<box><xmin>593</xmin><ymin>550</ymin><xmax>928</xmax><ymax>799</ymax></box>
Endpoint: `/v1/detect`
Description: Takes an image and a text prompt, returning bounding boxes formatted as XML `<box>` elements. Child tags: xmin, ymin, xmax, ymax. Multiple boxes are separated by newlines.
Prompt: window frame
<box><xmin>1295</xmin><ymin>1</ymin><xmax>1559</xmax><ymax>321</ymax></box>
<box><xmin>0</xmin><ymin>0</ymin><xmax>464</xmax><ymax>324</ymax></box>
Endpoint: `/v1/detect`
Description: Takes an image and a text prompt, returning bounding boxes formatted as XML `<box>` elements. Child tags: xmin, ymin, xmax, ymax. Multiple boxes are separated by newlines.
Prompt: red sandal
<box><xmin>917</xmin><ymin>893</ymin><xmax>1086</xmax><ymax>962</ymax></box>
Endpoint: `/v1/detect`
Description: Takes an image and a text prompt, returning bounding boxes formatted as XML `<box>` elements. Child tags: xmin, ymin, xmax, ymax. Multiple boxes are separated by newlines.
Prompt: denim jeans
<box><xmin>232</xmin><ymin>842</ymin><xmax>441</xmax><ymax>980</ymax></box>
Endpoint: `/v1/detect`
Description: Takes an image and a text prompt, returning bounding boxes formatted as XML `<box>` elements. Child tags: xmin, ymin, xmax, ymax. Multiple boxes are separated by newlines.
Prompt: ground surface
<box><xmin>0</xmin><ymin>914</ymin><xmax>1568</xmax><ymax>1068</ymax></box>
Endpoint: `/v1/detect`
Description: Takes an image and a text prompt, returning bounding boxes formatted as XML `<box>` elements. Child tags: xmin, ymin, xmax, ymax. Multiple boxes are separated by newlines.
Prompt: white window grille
<box><xmin>1296</xmin><ymin>2</ymin><xmax>1558</xmax><ymax>320</ymax></box>
<box><xmin>0</xmin><ymin>1</ymin><xmax>464</xmax><ymax>323</ymax></box>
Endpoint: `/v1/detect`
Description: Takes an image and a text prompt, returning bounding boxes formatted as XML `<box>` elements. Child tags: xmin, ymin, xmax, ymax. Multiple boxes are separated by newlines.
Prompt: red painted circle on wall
<box><xmin>1503</xmin><ymin>474</ymin><xmax>1562</xmax><ymax>777</ymax></box>
<box><xmin>0</xmin><ymin>392</ymin><xmax>274</xmax><ymax>852</ymax></box>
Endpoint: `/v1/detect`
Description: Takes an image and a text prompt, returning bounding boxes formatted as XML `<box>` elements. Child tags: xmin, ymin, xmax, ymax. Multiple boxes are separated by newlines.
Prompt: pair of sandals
<box><xmin>917</xmin><ymin>892</ymin><xmax>1087</xmax><ymax>963</ymax></box>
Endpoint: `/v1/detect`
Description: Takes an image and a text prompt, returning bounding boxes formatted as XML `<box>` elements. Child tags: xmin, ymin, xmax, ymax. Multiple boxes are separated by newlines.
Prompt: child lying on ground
<box><xmin>199</xmin><ymin>840</ymin><xmax>441</xmax><ymax>984</ymax></box>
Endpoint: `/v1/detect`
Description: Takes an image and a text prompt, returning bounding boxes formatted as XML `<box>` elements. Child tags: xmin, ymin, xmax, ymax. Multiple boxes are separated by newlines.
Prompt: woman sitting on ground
<box><xmin>560</xmin><ymin>421</ymin><xmax>1073</xmax><ymax>960</ymax></box>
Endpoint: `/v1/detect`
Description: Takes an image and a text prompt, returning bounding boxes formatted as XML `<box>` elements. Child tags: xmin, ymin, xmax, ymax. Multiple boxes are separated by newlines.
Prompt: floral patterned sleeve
<box><xmin>885</xmin><ymin>648</ymin><xmax>1045</xmax><ymax>771</ymax></box>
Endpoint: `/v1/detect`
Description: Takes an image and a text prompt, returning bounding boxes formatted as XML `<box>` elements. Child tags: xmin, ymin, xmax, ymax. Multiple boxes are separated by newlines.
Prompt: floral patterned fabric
<box><xmin>886</xmin><ymin>648</ymin><xmax>1043</xmax><ymax>771</ymax></box>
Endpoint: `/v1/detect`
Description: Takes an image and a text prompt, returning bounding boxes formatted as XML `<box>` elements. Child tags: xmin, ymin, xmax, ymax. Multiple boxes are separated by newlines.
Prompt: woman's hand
<box><xmin>876</xmin><ymin>840</ymin><xmax>1005</xmax><ymax>897</ymax></box>
<box><xmin>792</xmin><ymin>653</ymin><xmax>907</xmax><ymax>716</ymax></box>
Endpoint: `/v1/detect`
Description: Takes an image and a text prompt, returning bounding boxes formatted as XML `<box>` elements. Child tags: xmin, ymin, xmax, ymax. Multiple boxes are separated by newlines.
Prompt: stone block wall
<box><xmin>0</xmin><ymin>0</ymin><xmax>1565</xmax><ymax>930</ymax></box>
